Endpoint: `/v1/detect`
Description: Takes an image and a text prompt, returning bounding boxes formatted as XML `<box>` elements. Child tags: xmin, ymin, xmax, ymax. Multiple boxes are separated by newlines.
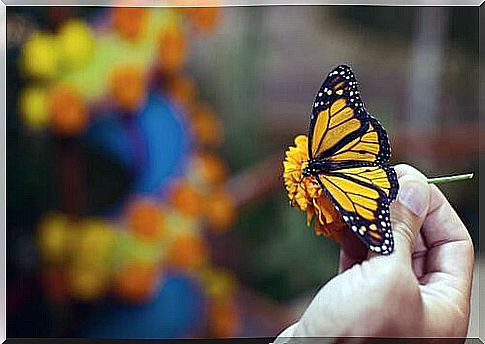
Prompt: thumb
<box><xmin>389</xmin><ymin>173</ymin><xmax>430</xmax><ymax>264</ymax></box>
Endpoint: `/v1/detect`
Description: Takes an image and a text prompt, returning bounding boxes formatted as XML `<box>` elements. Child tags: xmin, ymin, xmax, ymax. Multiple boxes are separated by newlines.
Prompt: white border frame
<box><xmin>1</xmin><ymin>2</ymin><xmax>482</xmax><ymax>343</ymax></box>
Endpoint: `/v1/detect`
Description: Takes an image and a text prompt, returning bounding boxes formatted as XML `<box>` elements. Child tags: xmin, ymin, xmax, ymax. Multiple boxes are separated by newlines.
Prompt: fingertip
<box><xmin>389</xmin><ymin>175</ymin><xmax>431</xmax><ymax>263</ymax></box>
<box><xmin>394</xmin><ymin>164</ymin><xmax>428</xmax><ymax>181</ymax></box>
<box><xmin>396</xmin><ymin>175</ymin><xmax>430</xmax><ymax>218</ymax></box>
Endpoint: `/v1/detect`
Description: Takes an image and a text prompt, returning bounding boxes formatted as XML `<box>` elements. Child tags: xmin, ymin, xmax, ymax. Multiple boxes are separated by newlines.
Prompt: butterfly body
<box><xmin>303</xmin><ymin>159</ymin><xmax>376</xmax><ymax>177</ymax></box>
<box><xmin>304</xmin><ymin>64</ymin><xmax>399</xmax><ymax>255</ymax></box>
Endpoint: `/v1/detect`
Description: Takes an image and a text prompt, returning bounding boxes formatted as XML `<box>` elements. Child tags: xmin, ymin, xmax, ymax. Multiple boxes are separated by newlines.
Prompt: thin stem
<box><xmin>426</xmin><ymin>173</ymin><xmax>474</xmax><ymax>185</ymax></box>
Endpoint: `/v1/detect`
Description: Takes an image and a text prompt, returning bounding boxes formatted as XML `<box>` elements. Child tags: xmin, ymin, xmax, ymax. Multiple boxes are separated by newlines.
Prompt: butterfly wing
<box><xmin>315</xmin><ymin>165</ymin><xmax>398</xmax><ymax>255</ymax></box>
<box><xmin>307</xmin><ymin>64</ymin><xmax>399</xmax><ymax>254</ymax></box>
<box><xmin>308</xmin><ymin>65</ymin><xmax>391</xmax><ymax>165</ymax></box>
<box><xmin>308</xmin><ymin>64</ymin><xmax>366</xmax><ymax>160</ymax></box>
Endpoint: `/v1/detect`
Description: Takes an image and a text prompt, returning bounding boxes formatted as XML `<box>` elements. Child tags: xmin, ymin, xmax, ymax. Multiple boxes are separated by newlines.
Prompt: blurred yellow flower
<box><xmin>283</xmin><ymin>135</ymin><xmax>345</xmax><ymax>240</ymax></box>
<box><xmin>19</xmin><ymin>86</ymin><xmax>49</xmax><ymax>130</ymax></box>
<box><xmin>73</xmin><ymin>218</ymin><xmax>116</xmax><ymax>268</ymax></box>
<box><xmin>200</xmin><ymin>267</ymin><xmax>236</xmax><ymax>300</ymax></box>
<box><xmin>57</xmin><ymin>19</ymin><xmax>95</xmax><ymax>69</ymax></box>
<box><xmin>68</xmin><ymin>263</ymin><xmax>109</xmax><ymax>301</ymax></box>
<box><xmin>37</xmin><ymin>212</ymin><xmax>71</xmax><ymax>263</ymax></box>
<box><xmin>22</xmin><ymin>32</ymin><xmax>59</xmax><ymax>79</ymax></box>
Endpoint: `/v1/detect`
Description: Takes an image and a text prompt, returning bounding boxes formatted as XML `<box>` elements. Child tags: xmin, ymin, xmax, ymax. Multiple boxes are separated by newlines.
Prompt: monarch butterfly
<box><xmin>302</xmin><ymin>64</ymin><xmax>399</xmax><ymax>255</ymax></box>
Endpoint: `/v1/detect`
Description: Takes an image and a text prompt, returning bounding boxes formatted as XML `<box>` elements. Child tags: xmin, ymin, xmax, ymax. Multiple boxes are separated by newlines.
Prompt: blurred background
<box><xmin>6</xmin><ymin>5</ymin><xmax>480</xmax><ymax>339</ymax></box>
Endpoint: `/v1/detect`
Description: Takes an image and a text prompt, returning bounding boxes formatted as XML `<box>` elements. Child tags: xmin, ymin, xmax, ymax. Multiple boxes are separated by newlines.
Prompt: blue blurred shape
<box><xmin>84</xmin><ymin>273</ymin><xmax>206</xmax><ymax>339</ymax></box>
<box><xmin>86</xmin><ymin>93</ymin><xmax>191</xmax><ymax>196</ymax></box>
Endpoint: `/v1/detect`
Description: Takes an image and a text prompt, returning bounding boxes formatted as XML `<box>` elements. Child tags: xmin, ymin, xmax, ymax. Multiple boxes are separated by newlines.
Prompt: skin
<box><xmin>274</xmin><ymin>164</ymin><xmax>474</xmax><ymax>342</ymax></box>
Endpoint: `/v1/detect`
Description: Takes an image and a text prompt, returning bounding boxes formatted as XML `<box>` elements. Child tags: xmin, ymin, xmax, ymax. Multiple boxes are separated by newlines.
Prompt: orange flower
<box><xmin>112</xmin><ymin>7</ymin><xmax>148</xmax><ymax>41</ymax></box>
<box><xmin>282</xmin><ymin>135</ymin><xmax>345</xmax><ymax>240</ymax></box>
<box><xmin>125</xmin><ymin>198</ymin><xmax>166</xmax><ymax>242</ymax></box>
<box><xmin>113</xmin><ymin>261</ymin><xmax>160</xmax><ymax>303</ymax></box>
<box><xmin>110</xmin><ymin>64</ymin><xmax>147</xmax><ymax>112</ymax></box>
<box><xmin>191</xmin><ymin>104</ymin><xmax>224</xmax><ymax>147</ymax></box>
<box><xmin>184</xmin><ymin>7</ymin><xmax>221</xmax><ymax>33</ymax></box>
<box><xmin>158</xmin><ymin>24</ymin><xmax>187</xmax><ymax>74</ymax></box>
<box><xmin>41</xmin><ymin>266</ymin><xmax>69</xmax><ymax>303</ymax></box>
<box><xmin>167</xmin><ymin>179</ymin><xmax>203</xmax><ymax>217</ymax></box>
<box><xmin>48</xmin><ymin>84</ymin><xmax>88</xmax><ymax>136</ymax></box>
<box><xmin>209</xmin><ymin>299</ymin><xmax>241</xmax><ymax>338</ymax></box>
<box><xmin>164</xmin><ymin>74</ymin><xmax>197</xmax><ymax>112</ymax></box>
<box><xmin>203</xmin><ymin>189</ymin><xmax>236</xmax><ymax>233</ymax></box>
<box><xmin>192</xmin><ymin>152</ymin><xmax>228</xmax><ymax>186</ymax></box>
<box><xmin>165</xmin><ymin>232</ymin><xmax>209</xmax><ymax>270</ymax></box>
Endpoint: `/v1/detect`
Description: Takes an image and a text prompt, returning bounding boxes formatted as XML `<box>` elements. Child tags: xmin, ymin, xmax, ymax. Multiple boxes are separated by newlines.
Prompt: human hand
<box><xmin>274</xmin><ymin>164</ymin><xmax>474</xmax><ymax>342</ymax></box>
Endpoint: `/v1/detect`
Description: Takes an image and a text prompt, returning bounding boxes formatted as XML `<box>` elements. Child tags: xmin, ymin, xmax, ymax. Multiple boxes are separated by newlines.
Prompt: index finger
<box><xmin>421</xmin><ymin>184</ymin><xmax>474</xmax><ymax>292</ymax></box>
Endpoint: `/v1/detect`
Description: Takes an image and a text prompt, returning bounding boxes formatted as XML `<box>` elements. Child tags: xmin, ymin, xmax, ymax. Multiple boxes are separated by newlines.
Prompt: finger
<box><xmin>342</xmin><ymin>164</ymin><xmax>429</xmax><ymax>268</ymax></box>
<box><xmin>420</xmin><ymin>184</ymin><xmax>474</xmax><ymax>293</ymax></box>
<box><xmin>366</xmin><ymin>166</ymin><xmax>429</xmax><ymax>261</ymax></box>
<box><xmin>412</xmin><ymin>231</ymin><xmax>428</xmax><ymax>280</ymax></box>
<box><xmin>388</xmin><ymin>173</ymin><xmax>430</xmax><ymax>265</ymax></box>
<box><xmin>394</xmin><ymin>163</ymin><xmax>428</xmax><ymax>180</ymax></box>
<box><xmin>273</xmin><ymin>322</ymin><xmax>298</xmax><ymax>342</ymax></box>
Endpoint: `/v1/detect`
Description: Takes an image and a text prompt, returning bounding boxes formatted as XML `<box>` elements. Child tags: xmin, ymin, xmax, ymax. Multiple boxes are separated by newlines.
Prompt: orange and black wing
<box><xmin>308</xmin><ymin>64</ymin><xmax>391</xmax><ymax>165</ymax></box>
<box><xmin>307</xmin><ymin>65</ymin><xmax>399</xmax><ymax>254</ymax></box>
<box><xmin>315</xmin><ymin>165</ymin><xmax>398</xmax><ymax>255</ymax></box>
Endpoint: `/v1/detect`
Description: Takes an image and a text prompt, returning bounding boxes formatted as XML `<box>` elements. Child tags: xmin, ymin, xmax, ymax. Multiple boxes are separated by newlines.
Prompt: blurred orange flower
<box><xmin>125</xmin><ymin>199</ymin><xmax>166</xmax><ymax>242</ymax></box>
<box><xmin>184</xmin><ymin>7</ymin><xmax>220</xmax><ymax>33</ymax></box>
<box><xmin>48</xmin><ymin>83</ymin><xmax>88</xmax><ymax>136</ymax></box>
<box><xmin>283</xmin><ymin>135</ymin><xmax>345</xmax><ymax>240</ymax></box>
<box><xmin>158</xmin><ymin>24</ymin><xmax>187</xmax><ymax>74</ymax></box>
<box><xmin>112</xmin><ymin>7</ymin><xmax>148</xmax><ymax>41</ymax></box>
<box><xmin>113</xmin><ymin>262</ymin><xmax>160</xmax><ymax>303</ymax></box>
<box><xmin>165</xmin><ymin>232</ymin><xmax>209</xmax><ymax>270</ymax></box>
<box><xmin>164</xmin><ymin>74</ymin><xmax>197</xmax><ymax>112</ymax></box>
<box><xmin>204</xmin><ymin>189</ymin><xmax>236</xmax><ymax>233</ymax></box>
<box><xmin>192</xmin><ymin>152</ymin><xmax>228</xmax><ymax>186</ymax></box>
<box><xmin>167</xmin><ymin>179</ymin><xmax>203</xmax><ymax>217</ymax></box>
<box><xmin>209</xmin><ymin>299</ymin><xmax>241</xmax><ymax>338</ymax></box>
<box><xmin>191</xmin><ymin>104</ymin><xmax>224</xmax><ymax>147</ymax></box>
<box><xmin>110</xmin><ymin>64</ymin><xmax>147</xmax><ymax>112</ymax></box>
<box><xmin>41</xmin><ymin>266</ymin><xmax>69</xmax><ymax>303</ymax></box>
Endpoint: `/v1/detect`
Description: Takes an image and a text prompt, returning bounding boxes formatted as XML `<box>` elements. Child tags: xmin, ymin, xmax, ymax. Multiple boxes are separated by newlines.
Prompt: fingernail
<box><xmin>397</xmin><ymin>179</ymin><xmax>428</xmax><ymax>217</ymax></box>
